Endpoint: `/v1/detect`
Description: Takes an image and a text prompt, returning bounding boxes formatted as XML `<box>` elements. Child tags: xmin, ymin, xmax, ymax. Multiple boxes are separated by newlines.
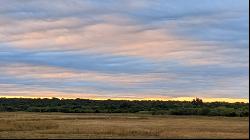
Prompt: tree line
<box><xmin>0</xmin><ymin>97</ymin><xmax>248</xmax><ymax>117</ymax></box>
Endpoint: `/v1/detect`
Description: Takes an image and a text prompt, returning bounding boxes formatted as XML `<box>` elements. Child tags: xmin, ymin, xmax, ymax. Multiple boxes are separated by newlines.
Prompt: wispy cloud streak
<box><xmin>0</xmin><ymin>0</ymin><xmax>248</xmax><ymax>100</ymax></box>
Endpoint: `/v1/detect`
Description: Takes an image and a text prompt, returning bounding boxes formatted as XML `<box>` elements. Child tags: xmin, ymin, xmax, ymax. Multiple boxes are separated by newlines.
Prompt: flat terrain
<box><xmin>0</xmin><ymin>112</ymin><xmax>248</xmax><ymax>139</ymax></box>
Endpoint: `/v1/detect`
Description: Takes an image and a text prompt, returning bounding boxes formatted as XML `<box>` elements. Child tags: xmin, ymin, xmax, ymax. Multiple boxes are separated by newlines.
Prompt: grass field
<box><xmin>0</xmin><ymin>112</ymin><xmax>248</xmax><ymax>139</ymax></box>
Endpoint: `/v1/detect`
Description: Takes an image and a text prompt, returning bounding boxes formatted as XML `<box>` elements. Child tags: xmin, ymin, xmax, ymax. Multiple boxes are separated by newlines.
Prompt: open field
<box><xmin>0</xmin><ymin>112</ymin><xmax>248</xmax><ymax>139</ymax></box>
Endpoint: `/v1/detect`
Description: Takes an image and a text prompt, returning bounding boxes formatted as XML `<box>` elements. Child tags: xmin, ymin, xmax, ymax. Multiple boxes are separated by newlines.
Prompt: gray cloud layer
<box><xmin>0</xmin><ymin>0</ymin><xmax>249</xmax><ymax>99</ymax></box>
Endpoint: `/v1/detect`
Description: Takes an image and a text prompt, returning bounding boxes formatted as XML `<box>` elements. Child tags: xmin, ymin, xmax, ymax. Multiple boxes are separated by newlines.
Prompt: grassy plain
<box><xmin>0</xmin><ymin>112</ymin><xmax>248</xmax><ymax>139</ymax></box>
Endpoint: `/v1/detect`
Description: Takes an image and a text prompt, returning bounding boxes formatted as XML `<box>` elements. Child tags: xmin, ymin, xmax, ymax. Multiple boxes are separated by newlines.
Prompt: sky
<box><xmin>0</xmin><ymin>0</ymin><xmax>249</xmax><ymax>102</ymax></box>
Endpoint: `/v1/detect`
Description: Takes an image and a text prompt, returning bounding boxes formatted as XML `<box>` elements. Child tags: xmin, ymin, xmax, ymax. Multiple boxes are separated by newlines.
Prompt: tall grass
<box><xmin>0</xmin><ymin>112</ymin><xmax>248</xmax><ymax>139</ymax></box>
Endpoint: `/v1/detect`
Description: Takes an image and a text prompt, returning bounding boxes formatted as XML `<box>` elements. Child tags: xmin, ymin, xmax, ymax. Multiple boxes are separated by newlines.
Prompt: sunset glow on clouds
<box><xmin>0</xmin><ymin>0</ymin><xmax>249</xmax><ymax>102</ymax></box>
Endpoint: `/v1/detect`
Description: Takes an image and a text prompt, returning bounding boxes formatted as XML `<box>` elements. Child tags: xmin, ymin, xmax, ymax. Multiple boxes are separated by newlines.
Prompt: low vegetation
<box><xmin>0</xmin><ymin>98</ymin><xmax>248</xmax><ymax>117</ymax></box>
<box><xmin>0</xmin><ymin>112</ymin><xmax>248</xmax><ymax>139</ymax></box>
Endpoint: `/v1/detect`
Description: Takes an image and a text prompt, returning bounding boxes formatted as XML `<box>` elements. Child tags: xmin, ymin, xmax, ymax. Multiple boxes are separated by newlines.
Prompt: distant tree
<box><xmin>52</xmin><ymin>97</ymin><xmax>60</xmax><ymax>100</ymax></box>
<box><xmin>0</xmin><ymin>97</ymin><xmax>248</xmax><ymax>117</ymax></box>
<box><xmin>191</xmin><ymin>98</ymin><xmax>203</xmax><ymax>106</ymax></box>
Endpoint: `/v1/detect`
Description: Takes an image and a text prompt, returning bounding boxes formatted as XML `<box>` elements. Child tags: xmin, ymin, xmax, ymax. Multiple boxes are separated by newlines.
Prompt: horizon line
<box><xmin>0</xmin><ymin>96</ymin><xmax>248</xmax><ymax>103</ymax></box>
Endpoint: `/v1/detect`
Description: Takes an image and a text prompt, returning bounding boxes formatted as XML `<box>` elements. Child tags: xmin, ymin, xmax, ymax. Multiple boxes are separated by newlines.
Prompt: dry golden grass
<box><xmin>0</xmin><ymin>112</ymin><xmax>248</xmax><ymax>139</ymax></box>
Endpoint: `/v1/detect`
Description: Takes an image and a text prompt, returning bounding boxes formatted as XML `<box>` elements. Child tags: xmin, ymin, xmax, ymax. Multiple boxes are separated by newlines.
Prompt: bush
<box><xmin>198</xmin><ymin>108</ymin><xmax>210</xmax><ymax>115</ymax></box>
<box><xmin>0</xmin><ymin>98</ymin><xmax>248</xmax><ymax>117</ymax></box>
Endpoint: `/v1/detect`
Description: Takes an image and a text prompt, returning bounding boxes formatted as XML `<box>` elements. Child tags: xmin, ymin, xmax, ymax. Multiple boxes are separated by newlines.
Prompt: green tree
<box><xmin>191</xmin><ymin>98</ymin><xmax>203</xmax><ymax>106</ymax></box>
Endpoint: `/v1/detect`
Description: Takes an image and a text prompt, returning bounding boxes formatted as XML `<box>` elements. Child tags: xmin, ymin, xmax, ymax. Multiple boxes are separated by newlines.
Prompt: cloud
<box><xmin>0</xmin><ymin>0</ymin><xmax>248</xmax><ymax>99</ymax></box>
<box><xmin>0</xmin><ymin>63</ymin><xmax>167</xmax><ymax>86</ymax></box>
<box><xmin>1</xmin><ymin>20</ymin><xmax>247</xmax><ymax>67</ymax></box>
